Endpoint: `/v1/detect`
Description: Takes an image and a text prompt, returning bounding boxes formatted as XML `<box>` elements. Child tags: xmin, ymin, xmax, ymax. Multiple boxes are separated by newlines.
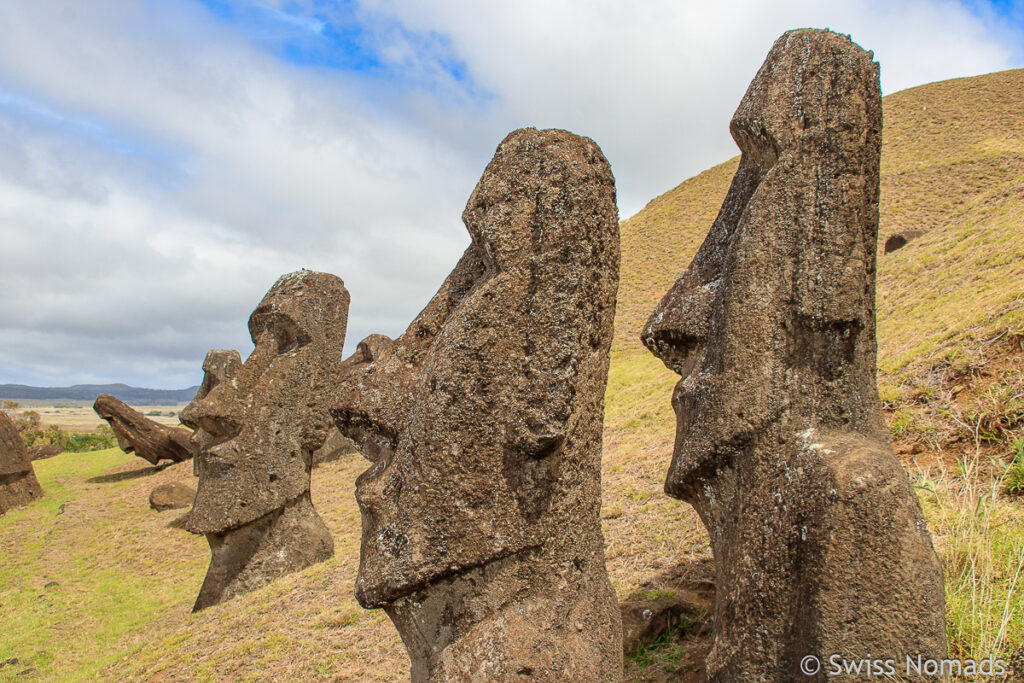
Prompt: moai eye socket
<box><xmin>249</xmin><ymin>310</ymin><xmax>311</xmax><ymax>354</ymax></box>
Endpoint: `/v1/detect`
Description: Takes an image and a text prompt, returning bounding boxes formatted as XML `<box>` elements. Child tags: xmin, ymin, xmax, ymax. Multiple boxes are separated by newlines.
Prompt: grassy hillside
<box><xmin>2</xmin><ymin>68</ymin><xmax>1023</xmax><ymax>681</ymax></box>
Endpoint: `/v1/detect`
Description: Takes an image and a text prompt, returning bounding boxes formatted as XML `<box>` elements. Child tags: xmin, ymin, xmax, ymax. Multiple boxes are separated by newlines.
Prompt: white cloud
<box><xmin>0</xmin><ymin>0</ymin><xmax>1018</xmax><ymax>387</ymax></box>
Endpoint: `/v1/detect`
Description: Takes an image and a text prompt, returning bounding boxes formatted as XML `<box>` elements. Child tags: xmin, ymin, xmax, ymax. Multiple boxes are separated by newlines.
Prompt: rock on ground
<box><xmin>884</xmin><ymin>229</ymin><xmax>925</xmax><ymax>253</ymax></box>
<box><xmin>149</xmin><ymin>482</ymin><xmax>196</xmax><ymax>511</ymax></box>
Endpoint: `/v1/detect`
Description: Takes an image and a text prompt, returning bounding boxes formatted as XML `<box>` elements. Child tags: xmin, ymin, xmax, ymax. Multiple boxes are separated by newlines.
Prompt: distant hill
<box><xmin>0</xmin><ymin>383</ymin><xmax>199</xmax><ymax>405</ymax></box>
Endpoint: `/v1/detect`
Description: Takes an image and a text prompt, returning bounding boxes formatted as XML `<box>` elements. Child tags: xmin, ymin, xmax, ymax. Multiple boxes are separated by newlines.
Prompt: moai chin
<box><xmin>333</xmin><ymin>128</ymin><xmax>623</xmax><ymax>682</ymax></box>
<box><xmin>180</xmin><ymin>270</ymin><xmax>345</xmax><ymax>611</ymax></box>
<box><xmin>641</xmin><ymin>30</ymin><xmax>947</xmax><ymax>681</ymax></box>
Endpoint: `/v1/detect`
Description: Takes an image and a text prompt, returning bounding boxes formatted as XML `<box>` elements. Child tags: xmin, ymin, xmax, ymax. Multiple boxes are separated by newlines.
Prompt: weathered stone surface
<box><xmin>311</xmin><ymin>427</ymin><xmax>356</xmax><ymax>467</ymax></box>
<box><xmin>0</xmin><ymin>412</ymin><xmax>43</xmax><ymax>514</ymax></box>
<box><xmin>180</xmin><ymin>270</ymin><xmax>344</xmax><ymax>611</ymax></box>
<box><xmin>190</xmin><ymin>349</ymin><xmax>242</xmax><ymax>405</ymax></box>
<box><xmin>333</xmin><ymin>128</ymin><xmax>622</xmax><ymax>682</ymax></box>
<box><xmin>184</xmin><ymin>349</ymin><xmax>242</xmax><ymax>477</ymax></box>
<box><xmin>641</xmin><ymin>30</ymin><xmax>947</xmax><ymax>681</ymax></box>
<box><xmin>149</xmin><ymin>482</ymin><xmax>196</xmax><ymax>511</ymax></box>
<box><xmin>93</xmin><ymin>394</ymin><xmax>193</xmax><ymax>466</ymax></box>
<box><xmin>28</xmin><ymin>444</ymin><xmax>62</xmax><ymax>461</ymax></box>
<box><xmin>883</xmin><ymin>229</ymin><xmax>925</xmax><ymax>254</ymax></box>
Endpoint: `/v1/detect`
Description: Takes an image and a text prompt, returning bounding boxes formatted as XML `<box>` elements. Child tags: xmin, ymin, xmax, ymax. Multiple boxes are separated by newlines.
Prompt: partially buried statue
<box><xmin>180</xmin><ymin>270</ymin><xmax>345</xmax><ymax>611</ymax></box>
<box><xmin>333</xmin><ymin>128</ymin><xmax>623</xmax><ymax>682</ymax></box>
<box><xmin>641</xmin><ymin>30</ymin><xmax>947</xmax><ymax>680</ymax></box>
<box><xmin>0</xmin><ymin>411</ymin><xmax>44</xmax><ymax>514</ymax></box>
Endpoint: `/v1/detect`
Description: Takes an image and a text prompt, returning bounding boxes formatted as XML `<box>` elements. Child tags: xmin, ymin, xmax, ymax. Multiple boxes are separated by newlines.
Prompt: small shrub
<box><xmin>1003</xmin><ymin>437</ymin><xmax>1024</xmax><ymax>496</ymax></box>
<box><xmin>19</xmin><ymin>424</ymin><xmax>117</xmax><ymax>453</ymax></box>
<box><xmin>889</xmin><ymin>409</ymin><xmax>915</xmax><ymax>438</ymax></box>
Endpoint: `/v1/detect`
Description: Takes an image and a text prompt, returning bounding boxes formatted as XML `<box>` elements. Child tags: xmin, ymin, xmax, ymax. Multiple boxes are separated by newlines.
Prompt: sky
<box><xmin>0</xmin><ymin>1</ymin><xmax>1022</xmax><ymax>389</ymax></box>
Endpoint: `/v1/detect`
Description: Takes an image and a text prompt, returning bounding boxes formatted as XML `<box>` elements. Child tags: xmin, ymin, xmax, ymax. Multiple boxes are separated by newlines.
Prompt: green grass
<box><xmin>0</xmin><ymin>449</ymin><xmax>207</xmax><ymax>682</ymax></box>
<box><xmin>917</xmin><ymin>464</ymin><xmax>1024</xmax><ymax>662</ymax></box>
<box><xmin>1003</xmin><ymin>437</ymin><xmax>1024</xmax><ymax>496</ymax></box>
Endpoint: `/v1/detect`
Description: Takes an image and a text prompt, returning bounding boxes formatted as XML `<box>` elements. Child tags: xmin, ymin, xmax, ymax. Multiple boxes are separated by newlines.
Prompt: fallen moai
<box><xmin>0</xmin><ymin>412</ymin><xmax>44</xmax><ymax>514</ymax></box>
<box><xmin>333</xmin><ymin>128</ymin><xmax>623</xmax><ymax>682</ymax></box>
<box><xmin>93</xmin><ymin>394</ymin><xmax>193</xmax><ymax>466</ymax></box>
<box><xmin>180</xmin><ymin>270</ymin><xmax>344</xmax><ymax>611</ymax></box>
<box><xmin>641</xmin><ymin>29</ymin><xmax>947</xmax><ymax>681</ymax></box>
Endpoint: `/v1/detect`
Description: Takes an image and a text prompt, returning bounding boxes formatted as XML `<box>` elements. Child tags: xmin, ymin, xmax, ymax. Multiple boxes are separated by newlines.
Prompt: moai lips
<box><xmin>180</xmin><ymin>270</ymin><xmax>345</xmax><ymax>611</ymax></box>
<box><xmin>333</xmin><ymin>128</ymin><xmax>623</xmax><ymax>682</ymax></box>
<box><xmin>641</xmin><ymin>30</ymin><xmax>947</xmax><ymax>681</ymax></box>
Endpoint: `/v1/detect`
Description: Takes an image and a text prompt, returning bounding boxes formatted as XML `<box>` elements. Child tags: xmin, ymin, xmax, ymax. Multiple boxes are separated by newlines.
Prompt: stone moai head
<box><xmin>185</xmin><ymin>349</ymin><xmax>243</xmax><ymax>477</ymax></box>
<box><xmin>193</xmin><ymin>349</ymin><xmax>242</xmax><ymax>404</ymax></box>
<box><xmin>643</xmin><ymin>29</ymin><xmax>885</xmax><ymax>499</ymax></box>
<box><xmin>333</xmin><ymin>127</ymin><xmax>620</xmax><ymax>611</ymax></box>
<box><xmin>181</xmin><ymin>270</ymin><xmax>348</xmax><ymax>534</ymax></box>
<box><xmin>641</xmin><ymin>29</ymin><xmax>947</xmax><ymax>678</ymax></box>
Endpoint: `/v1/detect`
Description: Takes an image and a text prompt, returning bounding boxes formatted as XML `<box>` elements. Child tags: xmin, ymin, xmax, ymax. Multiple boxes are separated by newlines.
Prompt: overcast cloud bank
<box><xmin>0</xmin><ymin>0</ymin><xmax>1021</xmax><ymax>388</ymax></box>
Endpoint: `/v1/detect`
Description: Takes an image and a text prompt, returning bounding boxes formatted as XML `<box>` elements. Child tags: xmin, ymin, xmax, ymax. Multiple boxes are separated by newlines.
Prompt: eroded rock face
<box><xmin>0</xmin><ymin>412</ymin><xmax>43</xmax><ymax>514</ymax></box>
<box><xmin>333</xmin><ymin>128</ymin><xmax>622</xmax><ymax>682</ymax></box>
<box><xmin>191</xmin><ymin>349</ymin><xmax>242</xmax><ymax>404</ymax></box>
<box><xmin>311</xmin><ymin>427</ymin><xmax>357</xmax><ymax>467</ymax></box>
<box><xmin>180</xmin><ymin>270</ymin><xmax>345</xmax><ymax>611</ymax></box>
<box><xmin>883</xmin><ymin>229</ymin><xmax>925</xmax><ymax>254</ymax></box>
<box><xmin>641</xmin><ymin>30</ymin><xmax>947</xmax><ymax>681</ymax></box>
<box><xmin>93</xmin><ymin>394</ymin><xmax>193</xmax><ymax>466</ymax></box>
<box><xmin>150</xmin><ymin>482</ymin><xmax>196</xmax><ymax>511</ymax></box>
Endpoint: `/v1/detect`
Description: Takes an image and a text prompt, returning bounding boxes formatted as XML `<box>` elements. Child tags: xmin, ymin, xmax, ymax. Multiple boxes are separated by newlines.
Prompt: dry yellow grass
<box><xmin>10</xmin><ymin>404</ymin><xmax>183</xmax><ymax>432</ymax></box>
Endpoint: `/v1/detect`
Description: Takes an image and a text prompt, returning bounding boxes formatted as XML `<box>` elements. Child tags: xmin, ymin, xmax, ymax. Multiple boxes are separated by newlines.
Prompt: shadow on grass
<box><xmin>87</xmin><ymin>465</ymin><xmax>165</xmax><ymax>484</ymax></box>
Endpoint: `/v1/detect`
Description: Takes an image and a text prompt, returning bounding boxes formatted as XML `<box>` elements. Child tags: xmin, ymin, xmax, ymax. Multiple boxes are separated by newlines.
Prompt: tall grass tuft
<box><xmin>917</xmin><ymin>461</ymin><xmax>1024</xmax><ymax>664</ymax></box>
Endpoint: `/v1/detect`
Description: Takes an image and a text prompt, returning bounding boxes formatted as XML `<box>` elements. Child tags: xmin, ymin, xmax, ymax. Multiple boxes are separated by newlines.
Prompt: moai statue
<box><xmin>191</xmin><ymin>349</ymin><xmax>242</xmax><ymax>404</ymax></box>
<box><xmin>184</xmin><ymin>349</ymin><xmax>242</xmax><ymax>476</ymax></box>
<box><xmin>641</xmin><ymin>30</ymin><xmax>947</xmax><ymax>680</ymax></box>
<box><xmin>94</xmin><ymin>393</ymin><xmax>194</xmax><ymax>465</ymax></box>
<box><xmin>333</xmin><ymin>129</ymin><xmax>623</xmax><ymax>682</ymax></box>
<box><xmin>0</xmin><ymin>411</ymin><xmax>44</xmax><ymax>514</ymax></box>
<box><xmin>180</xmin><ymin>270</ymin><xmax>345</xmax><ymax>611</ymax></box>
